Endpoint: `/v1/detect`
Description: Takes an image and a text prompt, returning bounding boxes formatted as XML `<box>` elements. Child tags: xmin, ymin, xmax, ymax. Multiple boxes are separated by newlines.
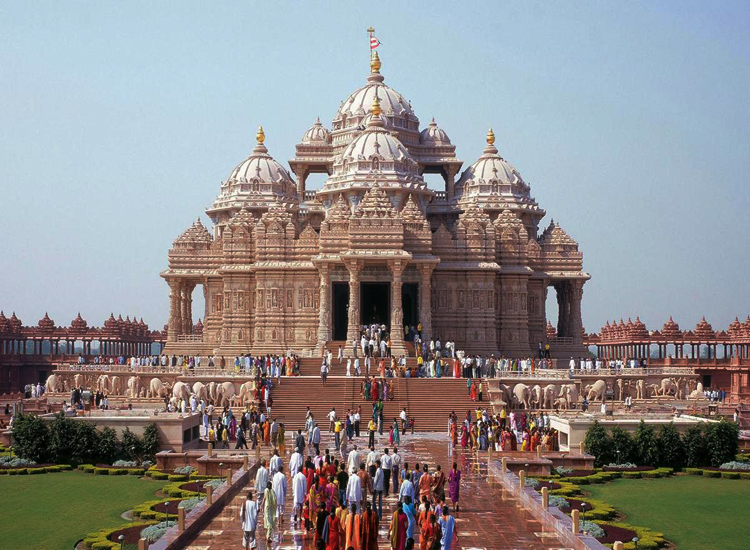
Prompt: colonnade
<box><xmin>594</xmin><ymin>341</ymin><xmax>750</xmax><ymax>360</ymax></box>
<box><xmin>167</xmin><ymin>279</ymin><xmax>198</xmax><ymax>342</ymax></box>
<box><xmin>552</xmin><ymin>279</ymin><xmax>585</xmax><ymax>346</ymax></box>
<box><xmin>0</xmin><ymin>338</ymin><xmax>160</xmax><ymax>357</ymax></box>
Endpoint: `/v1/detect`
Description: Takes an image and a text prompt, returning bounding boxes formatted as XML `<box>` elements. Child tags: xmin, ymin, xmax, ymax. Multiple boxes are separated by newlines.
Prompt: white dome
<box><xmin>341</xmin><ymin>126</ymin><xmax>412</xmax><ymax>164</ymax></box>
<box><xmin>228</xmin><ymin>146</ymin><xmax>295</xmax><ymax>186</ymax></box>
<box><xmin>419</xmin><ymin>118</ymin><xmax>451</xmax><ymax>145</ymax></box>
<box><xmin>301</xmin><ymin>117</ymin><xmax>332</xmax><ymax>144</ymax></box>
<box><xmin>461</xmin><ymin>153</ymin><xmax>523</xmax><ymax>186</ymax></box>
<box><xmin>338</xmin><ymin>79</ymin><xmax>414</xmax><ymax>123</ymax></box>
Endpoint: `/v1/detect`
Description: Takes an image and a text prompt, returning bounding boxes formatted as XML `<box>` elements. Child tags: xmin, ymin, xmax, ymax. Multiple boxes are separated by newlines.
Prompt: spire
<box><xmin>371</xmin><ymin>95</ymin><xmax>381</xmax><ymax>118</ymax></box>
<box><xmin>486</xmin><ymin>128</ymin><xmax>495</xmax><ymax>145</ymax></box>
<box><xmin>483</xmin><ymin>128</ymin><xmax>499</xmax><ymax>155</ymax></box>
<box><xmin>370</xmin><ymin>50</ymin><xmax>381</xmax><ymax>74</ymax></box>
<box><xmin>256</xmin><ymin>126</ymin><xmax>265</xmax><ymax>145</ymax></box>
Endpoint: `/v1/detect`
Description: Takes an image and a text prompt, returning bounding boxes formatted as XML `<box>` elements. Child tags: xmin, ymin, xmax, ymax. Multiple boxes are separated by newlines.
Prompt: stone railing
<box><xmin>304</xmin><ymin>190</ymin><xmax>317</xmax><ymax>202</ymax></box>
<box><xmin>572</xmin><ymin>367</ymin><xmax>695</xmax><ymax>376</ymax></box>
<box><xmin>176</xmin><ymin>334</ymin><xmax>203</xmax><ymax>343</ymax></box>
<box><xmin>488</xmin><ymin>460</ymin><xmax>608</xmax><ymax>550</ymax></box>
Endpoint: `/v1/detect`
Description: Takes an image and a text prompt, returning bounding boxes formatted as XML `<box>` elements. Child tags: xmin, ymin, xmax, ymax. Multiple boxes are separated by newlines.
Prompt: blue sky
<box><xmin>1</xmin><ymin>1</ymin><xmax>748</xmax><ymax>335</ymax></box>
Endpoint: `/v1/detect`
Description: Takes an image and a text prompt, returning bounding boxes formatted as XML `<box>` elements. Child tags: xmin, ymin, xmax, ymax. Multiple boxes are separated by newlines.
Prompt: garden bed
<box><xmin>179</xmin><ymin>480</ymin><xmax>209</xmax><ymax>494</ymax></box>
<box><xmin>595</xmin><ymin>523</ymin><xmax>638</xmax><ymax>544</ymax></box>
<box><xmin>108</xmin><ymin>523</ymin><xmax>146</xmax><ymax>545</ymax></box>
<box><xmin>153</xmin><ymin>500</ymin><xmax>182</xmax><ymax>515</ymax></box>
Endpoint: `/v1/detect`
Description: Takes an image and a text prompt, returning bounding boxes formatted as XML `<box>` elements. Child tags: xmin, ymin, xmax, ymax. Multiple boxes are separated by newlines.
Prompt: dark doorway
<box><xmin>361</xmin><ymin>282</ymin><xmax>390</xmax><ymax>328</ymax></box>
<box><xmin>332</xmin><ymin>283</ymin><xmax>349</xmax><ymax>341</ymax></box>
<box><xmin>402</xmin><ymin>283</ymin><xmax>419</xmax><ymax>330</ymax></box>
<box><xmin>702</xmin><ymin>374</ymin><xmax>712</xmax><ymax>389</ymax></box>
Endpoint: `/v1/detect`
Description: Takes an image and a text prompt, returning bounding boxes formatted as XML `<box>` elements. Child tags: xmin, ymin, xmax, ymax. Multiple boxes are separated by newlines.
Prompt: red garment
<box><xmin>326</xmin><ymin>513</ymin><xmax>341</xmax><ymax>550</ymax></box>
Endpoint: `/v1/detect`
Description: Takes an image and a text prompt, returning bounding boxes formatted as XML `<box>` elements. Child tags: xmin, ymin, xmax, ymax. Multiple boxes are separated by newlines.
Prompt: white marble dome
<box><xmin>228</xmin><ymin>146</ymin><xmax>295</xmax><ymax>186</ymax></box>
<box><xmin>340</xmin><ymin>125</ymin><xmax>413</xmax><ymax>164</ymax></box>
<box><xmin>301</xmin><ymin>117</ymin><xmax>332</xmax><ymax>144</ymax></box>
<box><xmin>419</xmin><ymin>118</ymin><xmax>451</xmax><ymax>145</ymax></box>
<box><xmin>338</xmin><ymin>80</ymin><xmax>413</xmax><ymax>124</ymax></box>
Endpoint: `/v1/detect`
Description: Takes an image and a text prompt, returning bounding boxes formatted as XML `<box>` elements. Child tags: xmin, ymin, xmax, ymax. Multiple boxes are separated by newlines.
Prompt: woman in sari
<box><xmin>448</xmin><ymin>462</ymin><xmax>461</xmax><ymax>512</ymax></box>
<box><xmin>419</xmin><ymin>512</ymin><xmax>440</xmax><ymax>550</ymax></box>
<box><xmin>263</xmin><ymin>481</ymin><xmax>277</xmax><ymax>544</ymax></box>
<box><xmin>389</xmin><ymin>502</ymin><xmax>409</xmax><ymax>550</ymax></box>
<box><xmin>460</xmin><ymin>425</ymin><xmax>468</xmax><ymax>449</ymax></box>
<box><xmin>393</xmin><ymin>418</ymin><xmax>401</xmax><ymax>445</ymax></box>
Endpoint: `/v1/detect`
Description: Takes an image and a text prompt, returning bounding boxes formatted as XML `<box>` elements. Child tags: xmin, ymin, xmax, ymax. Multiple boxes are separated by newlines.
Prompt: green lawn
<box><xmin>585</xmin><ymin>476</ymin><xmax>750</xmax><ymax>550</ymax></box>
<box><xmin>0</xmin><ymin>471</ymin><xmax>165</xmax><ymax>550</ymax></box>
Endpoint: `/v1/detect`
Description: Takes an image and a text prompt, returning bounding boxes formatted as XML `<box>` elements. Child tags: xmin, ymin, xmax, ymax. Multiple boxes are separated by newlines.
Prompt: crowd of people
<box><xmin>240</xmin><ymin>438</ymin><xmax>460</xmax><ymax>550</ymax></box>
<box><xmin>448</xmin><ymin>408</ymin><xmax>560</xmax><ymax>453</ymax></box>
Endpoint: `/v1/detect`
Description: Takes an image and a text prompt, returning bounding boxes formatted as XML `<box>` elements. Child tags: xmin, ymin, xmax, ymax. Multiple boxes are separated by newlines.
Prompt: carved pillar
<box><xmin>444</xmin><ymin>165</ymin><xmax>459</xmax><ymax>202</ymax></box>
<box><xmin>317</xmin><ymin>264</ymin><xmax>332</xmax><ymax>351</ymax></box>
<box><xmin>168</xmin><ymin>280</ymin><xmax>182</xmax><ymax>342</ymax></box>
<box><xmin>185</xmin><ymin>282</ymin><xmax>195</xmax><ymax>334</ymax></box>
<box><xmin>389</xmin><ymin>260</ymin><xmax>406</xmax><ymax>355</ymax></box>
<box><xmin>297</xmin><ymin>165</ymin><xmax>308</xmax><ymax>200</ymax></box>
<box><xmin>418</xmin><ymin>263</ymin><xmax>436</xmax><ymax>343</ymax></box>
<box><xmin>569</xmin><ymin>280</ymin><xmax>584</xmax><ymax>347</ymax></box>
<box><xmin>345</xmin><ymin>262</ymin><xmax>362</xmax><ymax>346</ymax></box>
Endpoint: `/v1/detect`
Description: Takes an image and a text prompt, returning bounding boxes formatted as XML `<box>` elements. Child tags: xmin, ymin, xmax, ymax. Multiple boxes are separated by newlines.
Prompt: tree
<box><xmin>657</xmin><ymin>422</ymin><xmax>685</xmax><ymax>469</ymax></box>
<box><xmin>11</xmin><ymin>414</ymin><xmax>51</xmax><ymax>463</ymax></box>
<box><xmin>140</xmin><ymin>423</ymin><xmax>160</xmax><ymax>462</ymax></box>
<box><xmin>683</xmin><ymin>424</ymin><xmax>707</xmax><ymax>467</ymax></box>
<box><xmin>49</xmin><ymin>413</ymin><xmax>77</xmax><ymax>464</ymax></box>
<box><xmin>71</xmin><ymin>421</ymin><xmax>101</xmax><ymax>465</ymax></box>
<box><xmin>584</xmin><ymin>420</ymin><xmax>613</xmax><ymax>467</ymax></box>
<box><xmin>610</xmin><ymin>426</ymin><xmax>635</xmax><ymax>464</ymax></box>
<box><xmin>634</xmin><ymin>420</ymin><xmax>660</xmax><ymax>466</ymax></box>
<box><xmin>121</xmin><ymin>427</ymin><xmax>142</xmax><ymax>462</ymax></box>
<box><xmin>705</xmin><ymin>419</ymin><xmax>740</xmax><ymax>467</ymax></box>
<box><xmin>97</xmin><ymin>427</ymin><xmax>119</xmax><ymax>464</ymax></box>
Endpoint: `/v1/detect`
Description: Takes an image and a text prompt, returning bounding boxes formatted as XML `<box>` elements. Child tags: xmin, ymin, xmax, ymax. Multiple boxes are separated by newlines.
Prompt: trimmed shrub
<box><xmin>635</xmin><ymin>421</ymin><xmax>660</xmax><ymax>467</ymax></box>
<box><xmin>524</xmin><ymin>478</ymin><xmax>540</xmax><ymax>488</ymax></box>
<box><xmin>705</xmin><ymin>419</ymin><xmax>740</xmax><ymax>467</ymax></box>
<box><xmin>720</xmin><ymin>471</ymin><xmax>741</xmax><ymax>479</ymax></box>
<box><xmin>112</xmin><ymin>460</ymin><xmax>138</xmax><ymax>468</ymax></box>
<box><xmin>684</xmin><ymin>467</ymin><xmax>704</xmax><ymax>476</ymax></box>
<box><xmin>167</xmin><ymin>474</ymin><xmax>189</xmax><ymax>482</ymax></box>
<box><xmin>739</xmin><ymin>472</ymin><xmax>750</xmax><ymax>480</ymax></box>
<box><xmin>595</xmin><ymin>521</ymin><xmax>665</xmax><ymax>550</ymax></box>
<box><xmin>610</xmin><ymin>427</ymin><xmax>636</xmax><ymax>464</ymax></box>
<box><xmin>702</xmin><ymin>470</ymin><xmax>720</xmax><ymax>478</ymax></box>
<box><xmin>548</xmin><ymin>495</ymin><xmax>569</xmax><ymax>508</ymax></box>
<box><xmin>128</xmin><ymin>468</ymin><xmax>146</xmax><ymax>476</ymax></box>
<box><xmin>579</xmin><ymin>520</ymin><xmax>605</xmax><ymax>538</ymax></box>
<box><xmin>151</xmin><ymin>471</ymin><xmax>169</xmax><ymax>481</ymax></box>
<box><xmin>140</xmin><ymin>520</ymin><xmax>176</xmax><ymax>543</ymax></box>
<box><xmin>83</xmin><ymin>521</ymin><xmax>156</xmax><ymax>550</ymax></box>
<box><xmin>566</xmin><ymin>476</ymin><xmax>590</xmax><ymax>485</ymax></box>
<box><xmin>175</xmin><ymin>465</ymin><xmax>196</xmax><ymax>475</ymax></box>
<box><xmin>178</xmin><ymin>497</ymin><xmax>202</xmax><ymax>512</ymax></box>
<box><xmin>549</xmin><ymin>481</ymin><xmax>582</xmax><ymax>497</ymax></box>
<box><xmin>719</xmin><ymin>461</ymin><xmax>750</xmax><ymax>470</ymax></box>
<box><xmin>622</xmin><ymin>471</ymin><xmax>642</xmax><ymax>479</ymax></box>
<box><xmin>683</xmin><ymin>424</ymin><xmax>707</xmax><ymax>467</ymax></box>
<box><xmin>584</xmin><ymin>420</ymin><xmax>613</xmax><ymax>467</ymax></box>
<box><xmin>657</xmin><ymin>422</ymin><xmax>685</xmax><ymax>469</ymax></box>
<box><xmin>94</xmin><ymin>467</ymin><xmax>110</xmax><ymax>475</ymax></box>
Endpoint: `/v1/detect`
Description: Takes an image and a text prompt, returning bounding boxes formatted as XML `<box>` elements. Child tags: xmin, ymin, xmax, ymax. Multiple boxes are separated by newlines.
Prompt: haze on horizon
<box><xmin>1</xmin><ymin>1</ymin><xmax>748</xmax><ymax>337</ymax></box>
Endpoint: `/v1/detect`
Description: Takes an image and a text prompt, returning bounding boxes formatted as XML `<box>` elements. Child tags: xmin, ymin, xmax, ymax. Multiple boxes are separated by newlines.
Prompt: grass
<box><xmin>585</xmin><ymin>476</ymin><xmax>750</xmax><ymax>550</ymax></box>
<box><xmin>0</xmin><ymin>470</ymin><xmax>165</xmax><ymax>550</ymax></box>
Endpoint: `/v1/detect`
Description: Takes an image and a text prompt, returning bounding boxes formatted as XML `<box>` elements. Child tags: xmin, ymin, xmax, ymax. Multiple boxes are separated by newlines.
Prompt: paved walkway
<box><xmin>185</xmin><ymin>432</ymin><xmax>571</xmax><ymax>549</ymax></box>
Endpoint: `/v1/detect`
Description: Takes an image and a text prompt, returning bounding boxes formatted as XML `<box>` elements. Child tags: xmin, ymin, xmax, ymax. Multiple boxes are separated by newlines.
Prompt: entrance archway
<box><xmin>361</xmin><ymin>282</ymin><xmax>390</xmax><ymax>328</ymax></box>
<box><xmin>332</xmin><ymin>282</ymin><xmax>349</xmax><ymax>341</ymax></box>
<box><xmin>402</xmin><ymin>283</ymin><xmax>419</xmax><ymax>329</ymax></box>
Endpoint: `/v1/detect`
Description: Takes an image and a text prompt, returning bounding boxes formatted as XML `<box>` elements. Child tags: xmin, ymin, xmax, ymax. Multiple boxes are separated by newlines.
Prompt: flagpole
<box><xmin>367</xmin><ymin>26</ymin><xmax>375</xmax><ymax>61</ymax></box>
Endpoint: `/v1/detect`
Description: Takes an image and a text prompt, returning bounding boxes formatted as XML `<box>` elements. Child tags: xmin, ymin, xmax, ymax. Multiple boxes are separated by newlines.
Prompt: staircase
<box><xmin>267</xmin><ymin>376</ymin><xmax>482</xmax><ymax>434</ymax></box>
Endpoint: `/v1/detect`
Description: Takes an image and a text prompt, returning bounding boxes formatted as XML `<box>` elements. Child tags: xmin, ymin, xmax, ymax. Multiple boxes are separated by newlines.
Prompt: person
<box><xmin>323</xmin><ymin>502</ymin><xmax>342</xmax><ymax>550</ymax></box>
<box><xmin>399</xmin><ymin>472</ymin><xmax>415</xmax><ymax>503</ymax></box>
<box><xmin>255</xmin><ymin>459</ymin><xmax>269</xmax><ymax>505</ymax></box>
<box><xmin>389</xmin><ymin>501</ymin><xmax>409</xmax><ymax>550</ymax></box>
<box><xmin>263</xmin><ymin>481</ymin><xmax>277</xmax><ymax>544</ymax></box>
<box><xmin>448</xmin><ymin>462</ymin><xmax>461</xmax><ymax>511</ymax></box>
<box><xmin>272</xmin><ymin>465</ymin><xmax>287</xmax><ymax>525</ymax></box>
<box><xmin>403</xmin><ymin>495</ymin><xmax>417</xmax><ymax>541</ymax></box>
<box><xmin>312</xmin><ymin>423</ymin><xmax>321</xmax><ymax>455</ymax></box>
<box><xmin>381</xmin><ymin>448</ymin><xmax>392</xmax><ymax>497</ymax></box>
<box><xmin>438</xmin><ymin>505</ymin><xmax>457</xmax><ymax>550</ymax></box>
<box><xmin>336</xmin><ymin>463</ymin><xmax>349</xmax><ymax>507</ymax></box>
<box><xmin>295</xmin><ymin>429</ymin><xmax>306</xmax><ymax>456</ymax></box>
<box><xmin>372</xmin><ymin>459</ymin><xmax>385</xmax><ymax>520</ymax></box>
<box><xmin>419</xmin><ymin>511</ymin><xmax>440</xmax><ymax>550</ymax></box>
<box><xmin>315</xmin><ymin>501</ymin><xmax>330</xmax><ymax>547</ymax></box>
<box><xmin>346</xmin><ymin>467</ymin><xmax>362</xmax><ymax>510</ymax></box>
<box><xmin>270</xmin><ymin>449</ymin><xmax>283</xmax><ymax>475</ymax></box>
<box><xmin>360</xmin><ymin>501</ymin><xmax>380</xmax><ymax>550</ymax></box>
<box><xmin>347</xmin><ymin>444</ymin><xmax>360</xmax><ymax>475</ymax></box>
<box><xmin>328</xmin><ymin>407</ymin><xmax>337</xmax><ymax>433</ymax></box>
<box><xmin>368</xmin><ymin>417</ymin><xmax>376</xmax><ymax>448</ymax></box>
<box><xmin>290</xmin><ymin>447</ymin><xmax>303</xmax><ymax>476</ymax></box>
<box><xmin>343</xmin><ymin>502</ymin><xmax>360</xmax><ymax>549</ymax></box>
<box><xmin>418</xmin><ymin>465</ymin><xmax>432</xmax><ymax>502</ymax></box>
<box><xmin>240</xmin><ymin>490</ymin><xmax>259</xmax><ymax>549</ymax></box>
<box><xmin>292</xmin><ymin>466</ymin><xmax>307</xmax><ymax>524</ymax></box>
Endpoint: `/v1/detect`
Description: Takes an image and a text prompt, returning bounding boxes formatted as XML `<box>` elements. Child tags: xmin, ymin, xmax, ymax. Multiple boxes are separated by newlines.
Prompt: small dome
<box><xmin>9</xmin><ymin>312</ymin><xmax>22</xmax><ymax>331</ymax></box>
<box><xmin>38</xmin><ymin>312</ymin><xmax>55</xmax><ymax>331</ymax></box>
<box><xmin>420</xmin><ymin>118</ymin><xmax>451</xmax><ymax>145</ymax></box>
<box><xmin>302</xmin><ymin>117</ymin><xmax>332</xmax><ymax>144</ymax></box>
<box><xmin>457</xmin><ymin>132</ymin><xmax>525</xmax><ymax>188</ymax></box>
<box><xmin>0</xmin><ymin>312</ymin><xmax>8</xmax><ymax>333</ymax></box>
<box><xmin>341</xmin><ymin>126</ymin><xmax>412</xmax><ymax>164</ymax></box>
<box><xmin>71</xmin><ymin>312</ymin><xmax>88</xmax><ymax>331</ymax></box>
<box><xmin>228</xmin><ymin>142</ymin><xmax>295</xmax><ymax>188</ymax></box>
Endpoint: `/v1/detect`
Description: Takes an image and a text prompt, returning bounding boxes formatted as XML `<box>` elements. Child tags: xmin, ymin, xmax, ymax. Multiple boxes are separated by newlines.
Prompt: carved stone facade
<box><xmin>161</xmin><ymin>52</ymin><xmax>589</xmax><ymax>358</ymax></box>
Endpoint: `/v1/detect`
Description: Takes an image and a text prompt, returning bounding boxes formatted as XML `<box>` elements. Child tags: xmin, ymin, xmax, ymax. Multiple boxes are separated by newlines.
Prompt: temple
<box><xmin>161</xmin><ymin>51</ymin><xmax>590</xmax><ymax>359</ymax></box>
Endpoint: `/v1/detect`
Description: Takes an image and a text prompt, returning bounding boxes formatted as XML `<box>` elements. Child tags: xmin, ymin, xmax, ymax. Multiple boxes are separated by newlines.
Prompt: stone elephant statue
<box><xmin>110</xmin><ymin>376</ymin><xmax>122</xmax><ymax>395</ymax></box>
<box><xmin>192</xmin><ymin>382</ymin><xmax>208</xmax><ymax>402</ymax></box>
<box><xmin>97</xmin><ymin>375</ymin><xmax>110</xmax><ymax>393</ymax></box>
<box><xmin>215</xmin><ymin>381</ymin><xmax>237</xmax><ymax>407</ymax></box>
<box><xmin>554</xmin><ymin>396</ymin><xmax>569</xmax><ymax>410</ymax></box>
<box><xmin>74</xmin><ymin>374</ymin><xmax>83</xmax><ymax>388</ymax></box>
<box><xmin>530</xmin><ymin>385</ymin><xmax>542</xmax><ymax>409</ymax></box>
<box><xmin>172</xmin><ymin>381</ymin><xmax>191</xmax><ymax>404</ymax></box>
<box><xmin>558</xmin><ymin>384</ymin><xmax>579</xmax><ymax>405</ymax></box>
<box><xmin>586</xmin><ymin>379</ymin><xmax>607</xmax><ymax>402</ymax></box>
<box><xmin>542</xmin><ymin>384</ymin><xmax>557</xmax><ymax>409</ymax></box>
<box><xmin>127</xmin><ymin>376</ymin><xmax>140</xmax><ymax>398</ymax></box>
<box><xmin>207</xmin><ymin>381</ymin><xmax>218</xmax><ymax>403</ymax></box>
<box><xmin>635</xmin><ymin>379</ymin><xmax>646</xmax><ymax>399</ymax></box>
<box><xmin>689</xmin><ymin>381</ymin><xmax>704</xmax><ymax>399</ymax></box>
<box><xmin>237</xmin><ymin>381</ymin><xmax>254</xmax><ymax>405</ymax></box>
<box><xmin>657</xmin><ymin>378</ymin><xmax>678</xmax><ymax>397</ymax></box>
<box><xmin>512</xmin><ymin>383</ymin><xmax>531</xmax><ymax>409</ymax></box>
<box><xmin>45</xmin><ymin>374</ymin><xmax>62</xmax><ymax>393</ymax></box>
<box><xmin>149</xmin><ymin>377</ymin><xmax>169</xmax><ymax>399</ymax></box>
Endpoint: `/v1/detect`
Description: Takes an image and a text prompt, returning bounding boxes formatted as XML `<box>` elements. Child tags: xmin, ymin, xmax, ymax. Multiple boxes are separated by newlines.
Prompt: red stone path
<box><xmin>183</xmin><ymin>431</ymin><xmax>572</xmax><ymax>549</ymax></box>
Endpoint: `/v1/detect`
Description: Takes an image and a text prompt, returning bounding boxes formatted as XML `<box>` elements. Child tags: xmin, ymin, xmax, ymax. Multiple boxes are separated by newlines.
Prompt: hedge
<box><xmin>549</xmin><ymin>481</ymin><xmax>582</xmax><ymax>497</ymax></box>
<box><xmin>720</xmin><ymin>472</ymin><xmax>741</xmax><ymax>479</ymax></box>
<box><xmin>595</xmin><ymin>521</ymin><xmax>665</xmax><ymax>550</ymax></box>
<box><xmin>150</xmin><ymin>471</ymin><xmax>170</xmax><ymax>481</ymax></box>
<box><xmin>684</xmin><ymin>468</ymin><xmax>704</xmax><ymax>475</ymax></box>
<box><xmin>162</xmin><ymin>481</ymin><xmax>200</xmax><ymax>499</ymax></box>
<box><xmin>188</xmin><ymin>473</ymin><xmax>224</xmax><ymax>481</ymax></box>
<box><xmin>562</xmin><ymin>498</ymin><xmax>616</xmax><ymax>521</ymax></box>
<box><xmin>82</xmin><ymin>521</ymin><xmax>157</xmax><ymax>550</ymax></box>
<box><xmin>622</xmin><ymin>471</ymin><xmax>642</xmax><ymax>479</ymax></box>
<box><xmin>167</xmin><ymin>474</ymin><xmax>189</xmax><ymax>482</ymax></box>
<box><xmin>0</xmin><ymin>464</ymin><xmax>71</xmax><ymax>475</ymax></box>
<box><xmin>702</xmin><ymin>470</ymin><xmax>720</xmax><ymax>478</ymax></box>
<box><xmin>133</xmin><ymin>498</ymin><xmax>187</xmax><ymax>522</ymax></box>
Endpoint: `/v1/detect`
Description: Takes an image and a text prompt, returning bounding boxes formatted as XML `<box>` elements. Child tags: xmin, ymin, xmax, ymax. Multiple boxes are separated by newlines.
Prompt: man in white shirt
<box><xmin>391</xmin><ymin>448</ymin><xmax>402</xmax><ymax>494</ymax></box>
<box><xmin>255</xmin><ymin>459</ymin><xmax>269</xmax><ymax>505</ymax></box>
<box><xmin>347</xmin><ymin>445</ymin><xmax>360</xmax><ymax>475</ymax></box>
<box><xmin>269</xmin><ymin>449</ymin><xmax>283</xmax><ymax>475</ymax></box>
<box><xmin>346</xmin><ymin>469</ymin><xmax>362</xmax><ymax>509</ymax></box>
<box><xmin>292</xmin><ymin>466</ymin><xmax>306</xmax><ymax>525</ymax></box>
<box><xmin>327</xmin><ymin>408</ymin><xmax>337</xmax><ymax>433</ymax></box>
<box><xmin>380</xmin><ymin>448</ymin><xmax>393</xmax><ymax>497</ymax></box>
<box><xmin>398</xmin><ymin>472</ymin><xmax>415</xmax><ymax>503</ymax></box>
<box><xmin>272</xmin><ymin>465</ymin><xmax>287</xmax><ymax>524</ymax></box>
<box><xmin>289</xmin><ymin>448</ymin><xmax>303</xmax><ymax>476</ymax></box>
<box><xmin>240</xmin><ymin>491</ymin><xmax>258</xmax><ymax>549</ymax></box>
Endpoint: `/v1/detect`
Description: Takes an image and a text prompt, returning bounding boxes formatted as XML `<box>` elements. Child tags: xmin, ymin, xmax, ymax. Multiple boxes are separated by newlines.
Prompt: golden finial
<box><xmin>486</xmin><ymin>128</ymin><xmax>495</xmax><ymax>145</ymax></box>
<box><xmin>372</xmin><ymin>95</ymin><xmax>381</xmax><ymax>117</ymax></box>
<box><xmin>256</xmin><ymin>126</ymin><xmax>265</xmax><ymax>145</ymax></box>
<box><xmin>370</xmin><ymin>51</ymin><xmax>381</xmax><ymax>74</ymax></box>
